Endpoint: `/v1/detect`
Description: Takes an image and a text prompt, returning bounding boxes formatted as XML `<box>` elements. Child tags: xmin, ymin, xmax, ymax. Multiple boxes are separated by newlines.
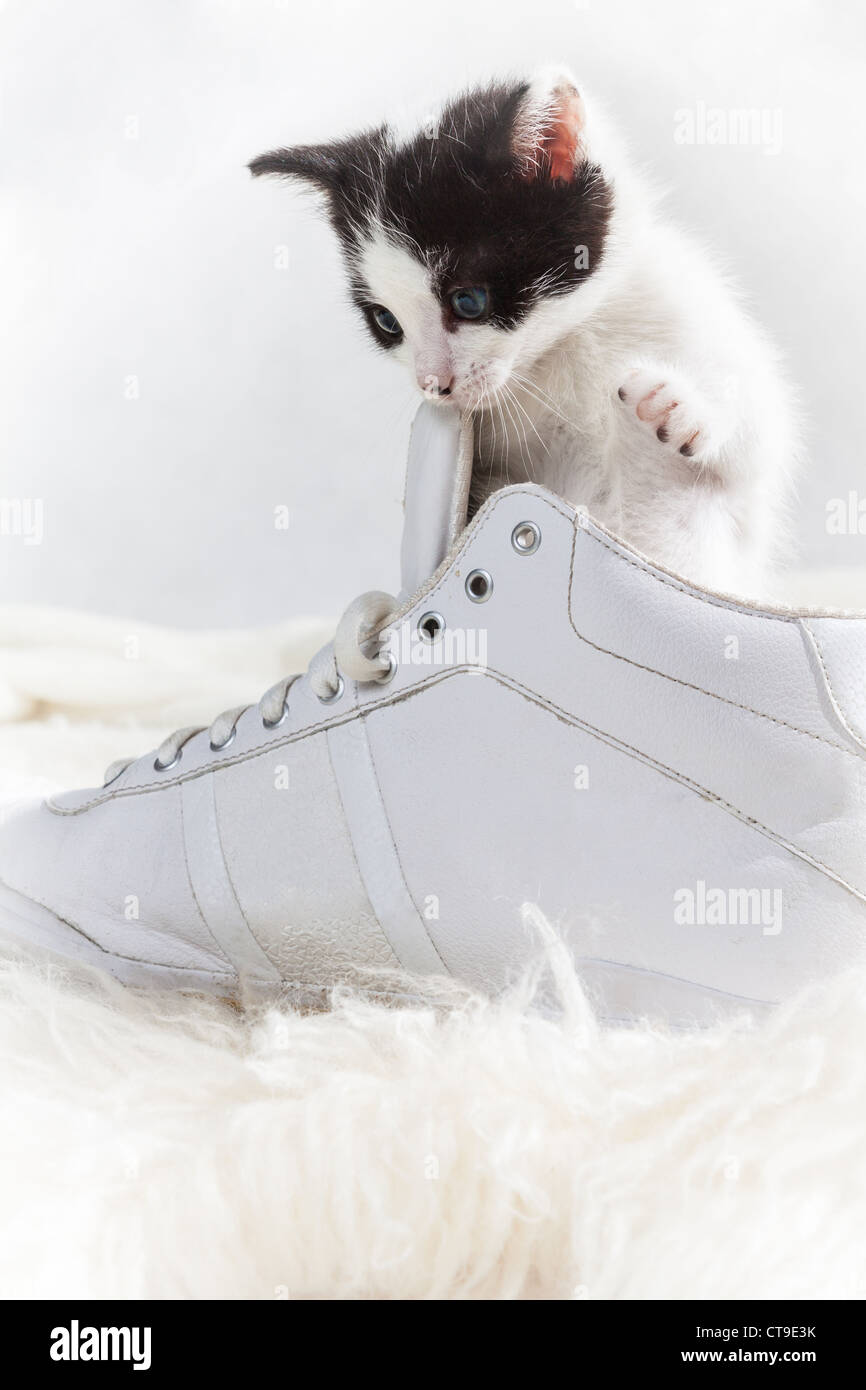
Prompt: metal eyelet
<box><xmin>262</xmin><ymin>701</ymin><xmax>290</xmax><ymax>729</ymax></box>
<box><xmin>317</xmin><ymin>675</ymin><xmax>345</xmax><ymax>705</ymax></box>
<box><xmin>209</xmin><ymin>728</ymin><xmax>237</xmax><ymax>752</ymax></box>
<box><xmin>153</xmin><ymin>751</ymin><xmax>181</xmax><ymax>773</ymax></box>
<box><xmin>511</xmin><ymin>521</ymin><xmax>541</xmax><ymax>555</ymax></box>
<box><xmin>376</xmin><ymin>653</ymin><xmax>397</xmax><ymax>684</ymax></box>
<box><xmin>417</xmin><ymin>611</ymin><xmax>445</xmax><ymax>642</ymax></box>
<box><xmin>465</xmin><ymin>569</ymin><xmax>493</xmax><ymax>603</ymax></box>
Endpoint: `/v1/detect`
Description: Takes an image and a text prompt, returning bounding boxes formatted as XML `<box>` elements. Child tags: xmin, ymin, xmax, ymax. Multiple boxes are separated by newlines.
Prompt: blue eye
<box><xmin>372</xmin><ymin>306</ymin><xmax>402</xmax><ymax>336</ymax></box>
<box><xmin>450</xmin><ymin>287</ymin><xmax>489</xmax><ymax>321</ymax></box>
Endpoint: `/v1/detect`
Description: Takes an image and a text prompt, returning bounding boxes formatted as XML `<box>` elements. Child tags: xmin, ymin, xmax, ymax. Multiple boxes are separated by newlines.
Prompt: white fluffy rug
<box><xmin>2</xmin><ymin>598</ymin><xmax>866</xmax><ymax>1301</ymax></box>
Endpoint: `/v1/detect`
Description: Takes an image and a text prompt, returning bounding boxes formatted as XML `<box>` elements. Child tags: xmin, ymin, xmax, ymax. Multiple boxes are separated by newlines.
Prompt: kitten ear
<box><xmin>511</xmin><ymin>69</ymin><xmax>587</xmax><ymax>183</ymax></box>
<box><xmin>247</xmin><ymin>143</ymin><xmax>344</xmax><ymax>190</ymax></box>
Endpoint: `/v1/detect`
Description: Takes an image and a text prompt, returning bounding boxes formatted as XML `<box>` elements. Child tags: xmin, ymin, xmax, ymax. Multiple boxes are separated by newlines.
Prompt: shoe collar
<box><xmin>402</xmin><ymin>401</ymin><xmax>866</xmax><ymax>623</ymax></box>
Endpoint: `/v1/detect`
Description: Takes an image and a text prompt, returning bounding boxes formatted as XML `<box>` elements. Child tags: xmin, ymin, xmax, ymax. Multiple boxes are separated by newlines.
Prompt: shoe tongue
<box><xmin>400</xmin><ymin>403</ymin><xmax>474</xmax><ymax>599</ymax></box>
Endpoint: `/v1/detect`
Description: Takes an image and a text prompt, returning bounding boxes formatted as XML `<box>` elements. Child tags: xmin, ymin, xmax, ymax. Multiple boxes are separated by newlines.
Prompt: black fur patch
<box><xmin>250</xmin><ymin>81</ymin><xmax>613</xmax><ymax>344</ymax></box>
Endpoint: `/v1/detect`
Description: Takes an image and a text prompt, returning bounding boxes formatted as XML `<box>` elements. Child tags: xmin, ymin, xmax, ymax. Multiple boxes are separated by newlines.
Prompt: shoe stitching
<box><xmin>800</xmin><ymin>618</ymin><xmax>866</xmax><ymax>758</ymax></box>
<box><xmin>0</xmin><ymin>875</ymin><xmax>238</xmax><ymax>977</ymax></box>
<box><xmin>576</xmin><ymin>954</ymin><xmax>777</xmax><ymax>1008</ymax></box>
<box><xmin>45</xmin><ymin>486</ymin><xmax>859</xmax><ymax>814</ymax></box>
<box><xmin>486</xmin><ymin>669</ymin><xmax>866</xmax><ymax>904</ymax></box>
<box><xmin>322</xmin><ymin>727</ymin><xmax>392</xmax><ymax>955</ymax></box>
<box><xmin>31</xmin><ymin>659</ymin><xmax>866</xmax><ymax>909</ymax></box>
<box><xmin>372</xmin><ymin>483</ymin><xmax>572</xmax><ymax>625</ymax></box>
<box><xmin>323</xmin><ymin>724</ymin><xmax>405</xmax><ymax>972</ymax></box>
<box><xmin>181</xmin><ymin>773</ymin><xmax>273</xmax><ymax>975</ymax></box>
<box><xmin>406</xmin><ymin>493</ymin><xmax>861</xmax><ymax>759</ymax></box>
<box><xmin>1</xmin><ymin>868</ymin><xmax>777</xmax><ymax>1007</ymax></box>
<box><xmin>178</xmin><ymin>778</ymin><xmax>238</xmax><ymax>971</ymax></box>
<box><xmin>46</xmin><ymin>625</ymin><xmax>860</xmax><ymax>824</ymax></box>
<box><xmin>576</xmin><ymin>517</ymin><xmax>813</xmax><ymax>620</ymax></box>
<box><xmin>45</xmin><ymin>489</ymin><xmax>570</xmax><ymax>816</ymax></box>
<box><xmin>1</xmin><ymin>876</ymin><xmax>425</xmax><ymax>997</ymax></box>
<box><xmin>206</xmin><ymin>771</ymin><xmax>280</xmax><ymax>972</ymax></box>
<box><xmin>369</xmin><ymin>666</ymin><xmax>866</xmax><ymax>905</ymax></box>
<box><xmin>567</xmin><ymin>524</ymin><xmax>862</xmax><ymax>759</ymax></box>
<box><xmin>351</xmin><ymin>713</ymin><xmax>449</xmax><ymax>973</ymax></box>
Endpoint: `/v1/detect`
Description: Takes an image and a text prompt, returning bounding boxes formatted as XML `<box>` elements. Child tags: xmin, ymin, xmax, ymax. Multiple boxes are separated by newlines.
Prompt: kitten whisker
<box><xmin>501</xmin><ymin>385</ymin><xmax>536</xmax><ymax>479</ymax></box>
<box><xmin>499</xmin><ymin>387</ymin><xmax>531</xmax><ymax>482</ymax></box>
<box><xmin>503</xmin><ymin>383</ymin><xmax>550</xmax><ymax>461</ymax></box>
<box><xmin>494</xmin><ymin>393</ymin><xmax>511</xmax><ymax>488</ymax></box>
<box><xmin>510</xmin><ymin>371</ymin><xmax>585</xmax><ymax>433</ymax></box>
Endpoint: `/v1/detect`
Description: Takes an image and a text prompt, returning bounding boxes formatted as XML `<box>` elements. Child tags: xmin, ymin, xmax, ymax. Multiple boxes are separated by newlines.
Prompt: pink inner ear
<box><xmin>543</xmin><ymin>90</ymin><xmax>584</xmax><ymax>183</ymax></box>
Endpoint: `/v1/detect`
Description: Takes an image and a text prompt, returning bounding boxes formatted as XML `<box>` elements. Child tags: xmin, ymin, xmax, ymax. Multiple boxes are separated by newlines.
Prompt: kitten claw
<box><xmin>617</xmin><ymin>366</ymin><xmax>715</xmax><ymax>463</ymax></box>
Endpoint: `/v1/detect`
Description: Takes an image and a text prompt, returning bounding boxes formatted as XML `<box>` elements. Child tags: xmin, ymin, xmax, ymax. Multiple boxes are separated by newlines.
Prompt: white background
<box><xmin>2</xmin><ymin>0</ymin><xmax>864</xmax><ymax>627</ymax></box>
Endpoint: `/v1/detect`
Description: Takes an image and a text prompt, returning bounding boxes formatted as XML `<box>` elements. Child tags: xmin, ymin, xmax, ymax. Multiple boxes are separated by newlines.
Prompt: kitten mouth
<box><xmin>422</xmin><ymin>373</ymin><xmax>508</xmax><ymax>413</ymax></box>
<box><xmin>421</xmin><ymin>382</ymin><xmax>473</xmax><ymax>410</ymax></box>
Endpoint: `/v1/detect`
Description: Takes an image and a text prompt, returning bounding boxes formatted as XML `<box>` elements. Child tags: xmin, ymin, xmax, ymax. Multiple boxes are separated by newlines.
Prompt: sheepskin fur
<box><xmin>1</xmin><ymin>601</ymin><xmax>865</xmax><ymax>1300</ymax></box>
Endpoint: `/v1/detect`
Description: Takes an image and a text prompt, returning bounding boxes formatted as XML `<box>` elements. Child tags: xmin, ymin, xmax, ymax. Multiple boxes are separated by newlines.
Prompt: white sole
<box><xmin>0</xmin><ymin>883</ymin><xmax>774</xmax><ymax>1025</ymax></box>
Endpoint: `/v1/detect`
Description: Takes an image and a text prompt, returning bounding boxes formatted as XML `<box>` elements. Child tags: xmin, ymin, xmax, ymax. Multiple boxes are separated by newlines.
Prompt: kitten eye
<box><xmin>450</xmin><ymin>287</ymin><xmax>489</xmax><ymax>321</ymax></box>
<box><xmin>372</xmin><ymin>306</ymin><xmax>402</xmax><ymax>337</ymax></box>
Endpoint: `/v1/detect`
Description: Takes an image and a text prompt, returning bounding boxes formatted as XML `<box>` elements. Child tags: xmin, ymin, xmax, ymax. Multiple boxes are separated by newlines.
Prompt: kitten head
<box><xmin>250</xmin><ymin>70</ymin><xmax>614</xmax><ymax>411</ymax></box>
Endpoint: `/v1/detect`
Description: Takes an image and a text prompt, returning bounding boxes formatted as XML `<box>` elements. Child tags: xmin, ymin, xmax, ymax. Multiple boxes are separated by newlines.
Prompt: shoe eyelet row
<box><xmin>459</xmin><ymin>519</ymin><xmax>539</xmax><ymax>609</ymax></box>
<box><xmin>149</xmin><ymin>516</ymin><xmax>538</xmax><ymax>777</ymax></box>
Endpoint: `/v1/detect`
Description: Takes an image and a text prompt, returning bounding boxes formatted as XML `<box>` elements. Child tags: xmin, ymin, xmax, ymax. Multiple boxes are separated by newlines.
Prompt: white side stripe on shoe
<box><xmin>181</xmin><ymin>773</ymin><xmax>281</xmax><ymax>988</ymax></box>
<box><xmin>327</xmin><ymin>716</ymin><xmax>447</xmax><ymax>975</ymax></box>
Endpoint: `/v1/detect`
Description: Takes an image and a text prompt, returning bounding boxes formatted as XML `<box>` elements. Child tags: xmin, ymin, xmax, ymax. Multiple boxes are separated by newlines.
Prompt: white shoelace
<box><xmin>103</xmin><ymin>590</ymin><xmax>399</xmax><ymax>786</ymax></box>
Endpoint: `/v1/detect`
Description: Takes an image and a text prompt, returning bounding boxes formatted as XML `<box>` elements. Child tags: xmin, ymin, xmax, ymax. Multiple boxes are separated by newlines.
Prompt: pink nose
<box><xmin>418</xmin><ymin>370</ymin><xmax>454</xmax><ymax>397</ymax></box>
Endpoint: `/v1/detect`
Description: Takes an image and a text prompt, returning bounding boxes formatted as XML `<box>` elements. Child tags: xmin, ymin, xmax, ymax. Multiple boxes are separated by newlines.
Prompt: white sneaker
<box><xmin>2</xmin><ymin>404</ymin><xmax>865</xmax><ymax>1024</ymax></box>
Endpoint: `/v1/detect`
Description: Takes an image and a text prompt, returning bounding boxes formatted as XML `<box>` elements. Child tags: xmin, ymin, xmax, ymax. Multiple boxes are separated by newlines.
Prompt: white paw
<box><xmin>616</xmin><ymin>366</ymin><xmax>716</xmax><ymax>461</ymax></box>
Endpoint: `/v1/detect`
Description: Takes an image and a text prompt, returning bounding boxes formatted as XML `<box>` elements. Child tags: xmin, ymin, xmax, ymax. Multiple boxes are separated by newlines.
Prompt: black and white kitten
<box><xmin>251</xmin><ymin>68</ymin><xmax>797</xmax><ymax>593</ymax></box>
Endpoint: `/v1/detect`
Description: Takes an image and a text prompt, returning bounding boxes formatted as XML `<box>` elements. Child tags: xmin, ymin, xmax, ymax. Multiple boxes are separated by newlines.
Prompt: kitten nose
<box><xmin>419</xmin><ymin>370</ymin><xmax>454</xmax><ymax>397</ymax></box>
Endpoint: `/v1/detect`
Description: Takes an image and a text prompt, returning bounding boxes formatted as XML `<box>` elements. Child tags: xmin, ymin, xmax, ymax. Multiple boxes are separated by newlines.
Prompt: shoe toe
<box><xmin>0</xmin><ymin>788</ymin><xmax>235</xmax><ymax>985</ymax></box>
